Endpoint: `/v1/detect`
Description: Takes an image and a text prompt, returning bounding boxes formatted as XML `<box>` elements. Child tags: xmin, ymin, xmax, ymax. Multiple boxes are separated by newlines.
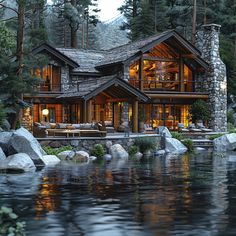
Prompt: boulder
<box><xmin>213</xmin><ymin>133</ymin><xmax>236</xmax><ymax>152</ymax></box>
<box><xmin>0</xmin><ymin>153</ymin><xmax>36</xmax><ymax>172</ymax></box>
<box><xmin>158</xmin><ymin>126</ymin><xmax>172</xmax><ymax>138</ymax></box>
<box><xmin>89</xmin><ymin>156</ymin><xmax>97</xmax><ymax>161</ymax></box>
<box><xmin>0</xmin><ymin>147</ymin><xmax>6</xmax><ymax>161</ymax></box>
<box><xmin>1</xmin><ymin>119</ymin><xmax>11</xmax><ymax>131</ymax></box>
<box><xmin>0</xmin><ymin>132</ymin><xmax>13</xmax><ymax>154</ymax></box>
<box><xmin>9</xmin><ymin>127</ymin><xmax>45</xmax><ymax>164</ymax></box>
<box><xmin>104</xmin><ymin>154</ymin><xmax>112</xmax><ymax>161</ymax></box>
<box><xmin>41</xmin><ymin>155</ymin><xmax>61</xmax><ymax>166</ymax></box>
<box><xmin>155</xmin><ymin>149</ymin><xmax>166</xmax><ymax>155</ymax></box>
<box><xmin>57</xmin><ymin>150</ymin><xmax>75</xmax><ymax>160</ymax></box>
<box><xmin>165</xmin><ymin>138</ymin><xmax>187</xmax><ymax>154</ymax></box>
<box><xmin>105</xmin><ymin>141</ymin><xmax>113</xmax><ymax>149</ymax></box>
<box><xmin>74</xmin><ymin>151</ymin><xmax>89</xmax><ymax>162</ymax></box>
<box><xmin>70</xmin><ymin>140</ymin><xmax>79</xmax><ymax>147</ymax></box>
<box><xmin>110</xmin><ymin>144</ymin><xmax>128</xmax><ymax>160</ymax></box>
<box><xmin>133</xmin><ymin>152</ymin><xmax>143</xmax><ymax>160</ymax></box>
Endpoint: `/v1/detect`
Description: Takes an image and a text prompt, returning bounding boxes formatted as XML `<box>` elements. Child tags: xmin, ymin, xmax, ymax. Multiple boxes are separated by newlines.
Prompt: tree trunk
<box><xmin>192</xmin><ymin>0</ymin><xmax>197</xmax><ymax>45</ymax></box>
<box><xmin>70</xmin><ymin>0</ymin><xmax>78</xmax><ymax>48</ymax></box>
<box><xmin>12</xmin><ymin>1</ymin><xmax>25</xmax><ymax>129</ymax></box>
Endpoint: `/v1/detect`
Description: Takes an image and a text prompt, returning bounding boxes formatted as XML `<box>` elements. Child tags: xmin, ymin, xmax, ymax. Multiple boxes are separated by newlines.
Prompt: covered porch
<box><xmin>58</xmin><ymin>76</ymin><xmax>150</xmax><ymax>133</ymax></box>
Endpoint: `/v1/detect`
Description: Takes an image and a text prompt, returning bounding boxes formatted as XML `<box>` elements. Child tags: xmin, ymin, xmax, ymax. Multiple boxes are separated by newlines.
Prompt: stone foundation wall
<box><xmin>38</xmin><ymin>135</ymin><xmax>161</xmax><ymax>154</ymax></box>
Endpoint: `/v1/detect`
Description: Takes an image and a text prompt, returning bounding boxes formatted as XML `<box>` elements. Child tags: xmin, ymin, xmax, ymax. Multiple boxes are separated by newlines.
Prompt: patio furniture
<box><xmin>188</xmin><ymin>124</ymin><xmax>202</xmax><ymax>132</ymax></box>
<box><xmin>178</xmin><ymin>123</ymin><xmax>189</xmax><ymax>132</ymax></box>
<box><xmin>196</xmin><ymin>122</ymin><xmax>213</xmax><ymax>132</ymax></box>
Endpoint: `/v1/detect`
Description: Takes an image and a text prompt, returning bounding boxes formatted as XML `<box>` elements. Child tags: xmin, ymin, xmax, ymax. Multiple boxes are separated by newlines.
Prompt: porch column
<box><xmin>87</xmin><ymin>99</ymin><xmax>93</xmax><ymax>123</ymax></box>
<box><xmin>83</xmin><ymin>100</ymin><xmax>87</xmax><ymax>122</ymax></box>
<box><xmin>139</xmin><ymin>57</ymin><xmax>144</xmax><ymax>91</ymax></box>
<box><xmin>180</xmin><ymin>56</ymin><xmax>185</xmax><ymax>92</ymax></box>
<box><xmin>133</xmin><ymin>100</ymin><xmax>138</xmax><ymax>133</ymax></box>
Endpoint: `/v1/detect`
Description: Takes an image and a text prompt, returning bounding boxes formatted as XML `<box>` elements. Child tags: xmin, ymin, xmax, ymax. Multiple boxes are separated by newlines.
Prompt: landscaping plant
<box><xmin>90</xmin><ymin>144</ymin><xmax>105</xmax><ymax>159</ymax></box>
<box><xmin>128</xmin><ymin>145</ymin><xmax>139</xmax><ymax>156</ymax></box>
<box><xmin>134</xmin><ymin>137</ymin><xmax>156</xmax><ymax>153</ymax></box>
<box><xmin>43</xmin><ymin>145</ymin><xmax>73</xmax><ymax>156</ymax></box>
<box><xmin>0</xmin><ymin>206</ymin><xmax>25</xmax><ymax>236</ymax></box>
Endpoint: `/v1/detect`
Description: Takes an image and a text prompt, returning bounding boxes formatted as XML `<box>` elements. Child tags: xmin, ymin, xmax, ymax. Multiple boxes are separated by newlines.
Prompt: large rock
<box><xmin>213</xmin><ymin>133</ymin><xmax>236</xmax><ymax>152</ymax></box>
<box><xmin>110</xmin><ymin>144</ymin><xmax>128</xmax><ymax>160</ymax></box>
<box><xmin>9</xmin><ymin>127</ymin><xmax>46</xmax><ymax>164</ymax></box>
<box><xmin>158</xmin><ymin>126</ymin><xmax>172</xmax><ymax>138</ymax></box>
<box><xmin>1</xmin><ymin>119</ymin><xmax>11</xmax><ymax>131</ymax></box>
<box><xmin>0</xmin><ymin>153</ymin><xmax>36</xmax><ymax>172</ymax></box>
<box><xmin>0</xmin><ymin>147</ymin><xmax>6</xmax><ymax>161</ymax></box>
<box><xmin>165</xmin><ymin>138</ymin><xmax>187</xmax><ymax>154</ymax></box>
<box><xmin>74</xmin><ymin>151</ymin><xmax>89</xmax><ymax>162</ymax></box>
<box><xmin>0</xmin><ymin>132</ymin><xmax>13</xmax><ymax>154</ymax></box>
<box><xmin>57</xmin><ymin>150</ymin><xmax>76</xmax><ymax>160</ymax></box>
<box><xmin>41</xmin><ymin>155</ymin><xmax>61</xmax><ymax>166</ymax></box>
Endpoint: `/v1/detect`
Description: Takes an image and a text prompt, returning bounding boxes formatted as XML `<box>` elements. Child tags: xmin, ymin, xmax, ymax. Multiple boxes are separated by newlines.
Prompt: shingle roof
<box><xmin>56</xmin><ymin>48</ymin><xmax>106</xmax><ymax>73</ymax></box>
<box><xmin>57</xmin><ymin>75</ymin><xmax>150</xmax><ymax>102</ymax></box>
<box><xmin>58</xmin><ymin>75</ymin><xmax>115</xmax><ymax>99</ymax></box>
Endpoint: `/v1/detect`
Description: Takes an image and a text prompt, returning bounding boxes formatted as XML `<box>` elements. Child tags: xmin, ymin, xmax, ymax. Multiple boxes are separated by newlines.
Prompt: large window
<box><xmin>35</xmin><ymin>65</ymin><xmax>61</xmax><ymax>92</ymax></box>
<box><xmin>141</xmin><ymin>104</ymin><xmax>190</xmax><ymax>130</ymax></box>
<box><xmin>129</xmin><ymin>42</ymin><xmax>194</xmax><ymax>92</ymax></box>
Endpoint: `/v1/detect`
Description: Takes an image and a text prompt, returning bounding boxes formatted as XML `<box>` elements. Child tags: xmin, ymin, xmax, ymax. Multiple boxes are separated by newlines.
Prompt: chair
<box><xmin>196</xmin><ymin>122</ymin><xmax>213</xmax><ymax>132</ymax></box>
<box><xmin>188</xmin><ymin>123</ymin><xmax>202</xmax><ymax>132</ymax></box>
<box><xmin>178</xmin><ymin>123</ymin><xmax>189</xmax><ymax>133</ymax></box>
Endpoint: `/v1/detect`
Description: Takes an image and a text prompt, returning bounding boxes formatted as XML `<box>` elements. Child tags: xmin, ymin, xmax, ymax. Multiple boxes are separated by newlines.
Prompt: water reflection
<box><xmin>1</xmin><ymin>152</ymin><xmax>236</xmax><ymax>235</ymax></box>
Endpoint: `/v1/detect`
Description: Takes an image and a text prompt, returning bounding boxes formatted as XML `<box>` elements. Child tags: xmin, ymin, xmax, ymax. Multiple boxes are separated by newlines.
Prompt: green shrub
<box><xmin>171</xmin><ymin>132</ymin><xmax>183</xmax><ymax>141</ymax></box>
<box><xmin>134</xmin><ymin>137</ymin><xmax>156</xmax><ymax>153</ymax></box>
<box><xmin>43</xmin><ymin>145</ymin><xmax>73</xmax><ymax>156</ymax></box>
<box><xmin>128</xmin><ymin>145</ymin><xmax>139</xmax><ymax>156</ymax></box>
<box><xmin>0</xmin><ymin>206</ymin><xmax>25</xmax><ymax>236</ymax></box>
<box><xmin>182</xmin><ymin>139</ymin><xmax>194</xmax><ymax>152</ymax></box>
<box><xmin>227</xmin><ymin>122</ymin><xmax>236</xmax><ymax>133</ymax></box>
<box><xmin>90</xmin><ymin>144</ymin><xmax>105</xmax><ymax>159</ymax></box>
<box><xmin>227</xmin><ymin>110</ymin><xmax>235</xmax><ymax>124</ymax></box>
<box><xmin>189</xmin><ymin>99</ymin><xmax>210</xmax><ymax>123</ymax></box>
<box><xmin>208</xmin><ymin>133</ymin><xmax>224</xmax><ymax>140</ymax></box>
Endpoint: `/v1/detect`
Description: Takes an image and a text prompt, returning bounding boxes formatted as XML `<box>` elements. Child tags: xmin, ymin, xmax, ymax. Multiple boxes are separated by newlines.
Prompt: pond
<box><xmin>1</xmin><ymin>152</ymin><xmax>236</xmax><ymax>236</ymax></box>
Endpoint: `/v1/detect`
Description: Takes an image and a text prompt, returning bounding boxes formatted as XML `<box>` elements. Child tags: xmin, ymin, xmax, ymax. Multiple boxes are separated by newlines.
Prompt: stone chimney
<box><xmin>196</xmin><ymin>24</ymin><xmax>227</xmax><ymax>132</ymax></box>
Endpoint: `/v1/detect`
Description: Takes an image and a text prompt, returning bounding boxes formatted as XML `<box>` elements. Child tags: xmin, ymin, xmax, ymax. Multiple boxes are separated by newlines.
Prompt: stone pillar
<box><xmin>196</xmin><ymin>24</ymin><xmax>227</xmax><ymax>132</ymax></box>
<box><xmin>122</xmin><ymin>102</ymin><xmax>129</xmax><ymax>124</ymax></box>
<box><xmin>61</xmin><ymin>65</ymin><xmax>70</xmax><ymax>92</ymax></box>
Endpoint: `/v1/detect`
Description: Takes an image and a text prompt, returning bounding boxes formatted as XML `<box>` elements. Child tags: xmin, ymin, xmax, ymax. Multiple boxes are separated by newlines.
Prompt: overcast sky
<box><xmin>97</xmin><ymin>0</ymin><xmax>123</xmax><ymax>21</ymax></box>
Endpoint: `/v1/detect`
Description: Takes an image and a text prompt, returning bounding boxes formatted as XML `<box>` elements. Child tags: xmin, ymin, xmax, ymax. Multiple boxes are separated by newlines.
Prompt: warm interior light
<box><xmin>42</xmin><ymin>108</ymin><xmax>49</xmax><ymax>116</ymax></box>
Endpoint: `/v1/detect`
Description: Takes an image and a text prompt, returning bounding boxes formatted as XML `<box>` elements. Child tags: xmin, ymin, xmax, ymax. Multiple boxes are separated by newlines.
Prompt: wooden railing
<box><xmin>34</xmin><ymin>83</ymin><xmax>61</xmax><ymax>92</ymax></box>
<box><xmin>129</xmin><ymin>79</ymin><xmax>201</xmax><ymax>92</ymax></box>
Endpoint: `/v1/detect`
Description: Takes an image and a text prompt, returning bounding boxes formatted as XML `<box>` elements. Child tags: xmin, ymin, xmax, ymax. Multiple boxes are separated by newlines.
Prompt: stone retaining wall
<box><xmin>38</xmin><ymin>135</ymin><xmax>161</xmax><ymax>153</ymax></box>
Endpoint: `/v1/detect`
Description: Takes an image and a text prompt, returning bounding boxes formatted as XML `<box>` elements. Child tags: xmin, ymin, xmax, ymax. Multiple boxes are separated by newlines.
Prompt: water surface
<box><xmin>1</xmin><ymin>152</ymin><xmax>236</xmax><ymax>235</ymax></box>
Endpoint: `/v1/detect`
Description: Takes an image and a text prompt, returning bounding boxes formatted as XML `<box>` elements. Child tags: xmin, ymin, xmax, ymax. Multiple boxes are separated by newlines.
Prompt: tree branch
<box><xmin>0</xmin><ymin>3</ymin><xmax>19</xmax><ymax>15</ymax></box>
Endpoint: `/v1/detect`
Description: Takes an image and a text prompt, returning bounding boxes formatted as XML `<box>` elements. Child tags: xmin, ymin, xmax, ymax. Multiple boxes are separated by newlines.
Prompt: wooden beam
<box><xmin>133</xmin><ymin>100</ymin><xmax>139</xmax><ymax>133</ymax></box>
<box><xmin>83</xmin><ymin>100</ymin><xmax>87</xmax><ymax>122</ymax></box>
<box><xmin>142</xmin><ymin>56</ymin><xmax>177</xmax><ymax>62</ymax></box>
<box><xmin>87</xmin><ymin>99</ymin><xmax>92</xmax><ymax>123</ymax></box>
<box><xmin>180</xmin><ymin>56</ymin><xmax>185</xmax><ymax>92</ymax></box>
<box><xmin>139</xmin><ymin>57</ymin><xmax>144</xmax><ymax>92</ymax></box>
<box><xmin>147</xmin><ymin>93</ymin><xmax>209</xmax><ymax>99</ymax></box>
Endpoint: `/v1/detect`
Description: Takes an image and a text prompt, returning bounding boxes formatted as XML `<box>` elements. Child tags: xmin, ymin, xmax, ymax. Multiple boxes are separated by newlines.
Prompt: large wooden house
<box><xmin>23</xmin><ymin>24</ymin><xmax>227</xmax><ymax>132</ymax></box>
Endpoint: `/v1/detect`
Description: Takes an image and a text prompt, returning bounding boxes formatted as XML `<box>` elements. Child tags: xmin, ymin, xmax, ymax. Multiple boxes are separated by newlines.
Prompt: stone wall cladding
<box><xmin>196</xmin><ymin>24</ymin><xmax>227</xmax><ymax>132</ymax></box>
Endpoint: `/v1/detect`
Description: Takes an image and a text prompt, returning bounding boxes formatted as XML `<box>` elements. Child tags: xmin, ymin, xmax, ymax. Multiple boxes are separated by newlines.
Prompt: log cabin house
<box><xmin>23</xmin><ymin>24</ymin><xmax>227</xmax><ymax>133</ymax></box>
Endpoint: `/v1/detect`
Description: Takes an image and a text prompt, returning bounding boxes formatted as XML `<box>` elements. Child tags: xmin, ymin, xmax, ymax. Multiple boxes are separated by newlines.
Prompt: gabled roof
<box><xmin>32</xmin><ymin>43</ymin><xmax>79</xmax><ymax>68</ymax></box>
<box><xmin>57</xmin><ymin>75</ymin><xmax>150</xmax><ymax>102</ymax></box>
<box><xmin>96</xmin><ymin>30</ymin><xmax>208</xmax><ymax>69</ymax></box>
